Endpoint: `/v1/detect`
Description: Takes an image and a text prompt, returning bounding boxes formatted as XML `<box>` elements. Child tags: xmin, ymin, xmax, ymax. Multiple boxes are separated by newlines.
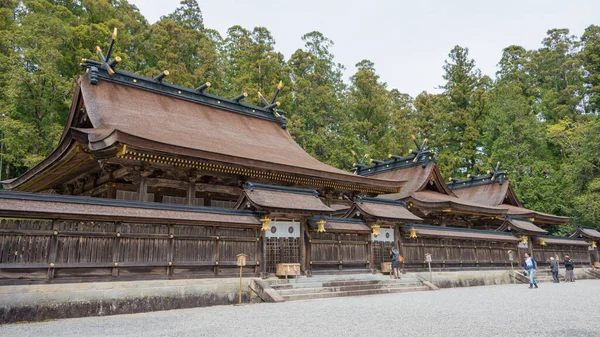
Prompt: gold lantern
<box><xmin>409</xmin><ymin>227</ymin><xmax>418</xmax><ymax>239</ymax></box>
<box><xmin>539</xmin><ymin>237</ymin><xmax>546</xmax><ymax>246</ymax></box>
<box><xmin>316</xmin><ymin>219</ymin><xmax>326</xmax><ymax>233</ymax></box>
<box><xmin>521</xmin><ymin>236</ymin><xmax>528</xmax><ymax>245</ymax></box>
<box><xmin>592</xmin><ymin>241</ymin><xmax>597</xmax><ymax>248</ymax></box>
<box><xmin>260</xmin><ymin>217</ymin><xmax>271</xmax><ymax>232</ymax></box>
<box><xmin>371</xmin><ymin>224</ymin><xmax>380</xmax><ymax>237</ymax></box>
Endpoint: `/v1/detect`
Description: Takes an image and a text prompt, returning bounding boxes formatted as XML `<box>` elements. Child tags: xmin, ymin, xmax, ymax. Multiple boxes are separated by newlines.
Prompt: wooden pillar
<box><xmin>214</xmin><ymin>226</ymin><xmax>220</xmax><ymax>276</ymax></box>
<box><xmin>112</xmin><ymin>222</ymin><xmax>122</xmax><ymax>277</ymax></box>
<box><xmin>137</xmin><ymin>175</ymin><xmax>148</xmax><ymax>202</ymax></box>
<box><xmin>256</xmin><ymin>228</ymin><xmax>262</xmax><ymax>276</ymax></box>
<box><xmin>47</xmin><ymin>219</ymin><xmax>60</xmax><ymax>280</ymax></box>
<box><xmin>527</xmin><ymin>235</ymin><xmax>534</xmax><ymax>257</ymax></box>
<box><xmin>306</xmin><ymin>230</ymin><xmax>312</xmax><ymax>275</ymax></box>
<box><xmin>368</xmin><ymin>232</ymin><xmax>374</xmax><ymax>273</ymax></box>
<box><xmin>337</xmin><ymin>233</ymin><xmax>343</xmax><ymax>270</ymax></box>
<box><xmin>261</xmin><ymin>227</ymin><xmax>267</xmax><ymax>276</ymax></box>
<box><xmin>299</xmin><ymin>219</ymin><xmax>306</xmax><ymax>274</ymax></box>
<box><xmin>186</xmin><ymin>179</ymin><xmax>196</xmax><ymax>206</ymax></box>
<box><xmin>167</xmin><ymin>223</ymin><xmax>174</xmax><ymax>277</ymax></box>
<box><xmin>106</xmin><ymin>183</ymin><xmax>117</xmax><ymax>199</ymax></box>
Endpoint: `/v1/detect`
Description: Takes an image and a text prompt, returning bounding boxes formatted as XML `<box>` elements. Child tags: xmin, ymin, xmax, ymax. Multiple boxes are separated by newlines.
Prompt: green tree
<box><xmin>435</xmin><ymin>46</ymin><xmax>489</xmax><ymax>177</ymax></box>
<box><xmin>581</xmin><ymin>25</ymin><xmax>600</xmax><ymax>114</ymax></box>
<box><xmin>287</xmin><ymin>31</ymin><xmax>347</xmax><ymax>166</ymax></box>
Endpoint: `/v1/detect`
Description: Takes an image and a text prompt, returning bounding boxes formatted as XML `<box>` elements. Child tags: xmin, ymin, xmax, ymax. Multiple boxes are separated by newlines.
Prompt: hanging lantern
<box><xmin>371</xmin><ymin>224</ymin><xmax>380</xmax><ymax>237</ymax></box>
<box><xmin>260</xmin><ymin>217</ymin><xmax>271</xmax><ymax>232</ymax></box>
<box><xmin>316</xmin><ymin>219</ymin><xmax>327</xmax><ymax>233</ymax></box>
<box><xmin>409</xmin><ymin>227</ymin><xmax>418</xmax><ymax>239</ymax></box>
<box><xmin>592</xmin><ymin>241</ymin><xmax>597</xmax><ymax>248</ymax></box>
<box><xmin>521</xmin><ymin>236</ymin><xmax>528</xmax><ymax>245</ymax></box>
<box><xmin>539</xmin><ymin>237</ymin><xmax>546</xmax><ymax>246</ymax></box>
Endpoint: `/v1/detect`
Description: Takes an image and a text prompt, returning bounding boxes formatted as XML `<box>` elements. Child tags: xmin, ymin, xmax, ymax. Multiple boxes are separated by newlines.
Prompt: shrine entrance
<box><xmin>265</xmin><ymin>220</ymin><xmax>301</xmax><ymax>274</ymax></box>
<box><xmin>372</xmin><ymin>227</ymin><xmax>395</xmax><ymax>271</ymax></box>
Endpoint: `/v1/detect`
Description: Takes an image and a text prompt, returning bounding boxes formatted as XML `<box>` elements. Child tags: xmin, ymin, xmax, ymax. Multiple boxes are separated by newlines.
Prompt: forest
<box><xmin>0</xmin><ymin>0</ymin><xmax>599</xmax><ymax>233</ymax></box>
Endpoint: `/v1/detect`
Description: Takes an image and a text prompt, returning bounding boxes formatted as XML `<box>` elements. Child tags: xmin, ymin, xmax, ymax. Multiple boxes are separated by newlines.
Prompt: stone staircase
<box><xmin>512</xmin><ymin>269</ymin><xmax>557</xmax><ymax>284</ymax></box>
<box><xmin>585</xmin><ymin>268</ymin><xmax>600</xmax><ymax>279</ymax></box>
<box><xmin>268</xmin><ymin>274</ymin><xmax>430</xmax><ymax>301</ymax></box>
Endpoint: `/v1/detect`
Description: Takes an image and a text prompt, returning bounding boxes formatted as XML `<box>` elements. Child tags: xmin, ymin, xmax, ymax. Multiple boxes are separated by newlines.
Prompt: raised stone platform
<box><xmin>0</xmin><ymin>278</ymin><xmax>258</xmax><ymax>324</ymax></box>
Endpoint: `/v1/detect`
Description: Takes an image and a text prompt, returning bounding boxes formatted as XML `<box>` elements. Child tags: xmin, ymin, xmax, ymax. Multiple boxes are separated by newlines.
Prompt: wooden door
<box><xmin>265</xmin><ymin>221</ymin><xmax>300</xmax><ymax>273</ymax></box>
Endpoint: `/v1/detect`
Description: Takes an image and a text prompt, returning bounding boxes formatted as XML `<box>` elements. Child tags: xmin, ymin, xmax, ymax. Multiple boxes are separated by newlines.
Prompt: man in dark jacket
<box><xmin>523</xmin><ymin>253</ymin><xmax>538</xmax><ymax>289</ymax></box>
<box><xmin>550</xmin><ymin>257</ymin><xmax>559</xmax><ymax>283</ymax></box>
<box><xmin>564</xmin><ymin>255</ymin><xmax>575</xmax><ymax>282</ymax></box>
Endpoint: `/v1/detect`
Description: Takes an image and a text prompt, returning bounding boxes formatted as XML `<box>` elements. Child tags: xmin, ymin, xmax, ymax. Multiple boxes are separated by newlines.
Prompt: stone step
<box><xmin>290</xmin><ymin>279</ymin><xmax>421</xmax><ymax>289</ymax></box>
<box><xmin>281</xmin><ymin>286</ymin><xmax>429</xmax><ymax>301</ymax></box>
<box><xmin>271</xmin><ymin>283</ymin><xmax>294</xmax><ymax>290</ymax></box>
<box><xmin>278</xmin><ymin>283</ymin><xmax>423</xmax><ymax>296</ymax></box>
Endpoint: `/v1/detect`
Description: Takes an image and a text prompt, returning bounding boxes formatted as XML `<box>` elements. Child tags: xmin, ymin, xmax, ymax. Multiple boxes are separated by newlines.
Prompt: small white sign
<box><xmin>266</xmin><ymin>221</ymin><xmax>300</xmax><ymax>238</ymax></box>
<box><xmin>373</xmin><ymin>227</ymin><xmax>394</xmax><ymax>242</ymax></box>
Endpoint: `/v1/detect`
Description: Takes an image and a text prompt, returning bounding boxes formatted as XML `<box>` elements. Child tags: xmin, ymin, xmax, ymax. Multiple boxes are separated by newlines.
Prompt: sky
<box><xmin>129</xmin><ymin>0</ymin><xmax>600</xmax><ymax>97</ymax></box>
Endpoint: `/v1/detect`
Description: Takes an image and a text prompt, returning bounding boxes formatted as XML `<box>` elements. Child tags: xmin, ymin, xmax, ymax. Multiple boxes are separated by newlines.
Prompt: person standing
<box><xmin>523</xmin><ymin>253</ymin><xmax>538</xmax><ymax>289</ymax></box>
<box><xmin>550</xmin><ymin>257</ymin><xmax>559</xmax><ymax>283</ymax></box>
<box><xmin>390</xmin><ymin>248</ymin><xmax>402</xmax><ymax>280</ymax></box>
<box><xmin>564</xmin><ymin>255</ymin><xmax>575</xmax><ymax>282</ymax></box>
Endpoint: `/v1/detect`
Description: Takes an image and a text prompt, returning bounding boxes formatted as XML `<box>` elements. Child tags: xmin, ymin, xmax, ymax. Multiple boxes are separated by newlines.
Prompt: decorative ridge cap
<box><xmin>578</xmin><ymin>226</ymin><xmax>600</xmax><ymax>230</ymax></box>
<box><xmin>80</xmin><ymin>67</ymin><xmax>287</xmax><ymax>128</ymax></box>
<box><xmin>447</xmin><ymin>174</ymin><xmax>499</xmax><ymax>189</ymax></box>
<box><xmin>0</xmin><ymin>191</ymin><xmax>257</xmax><ymax>217</ymax></box>
<box><xmin>354</xmin><ymin>196</ymin><xmax>407</xmax><ymax>207</ymax></box>
<box><xmin>401</xmin><ymin>224</ymin><xmax>517</xmax><ymax>236</ymax></box>
<box><xmin>355</xmin><ymin>154</ymin><xmax>433</xmax><ymax>177</ymax></box>
<box><xmin>307</xmin><ymin>216</ymin><xmax>366</xmax><ymax>224</ymax></box>
<box><xmin>244</xmin><ymin>182</ymin><xmax>318</xmax><ymax>197</ymax></box>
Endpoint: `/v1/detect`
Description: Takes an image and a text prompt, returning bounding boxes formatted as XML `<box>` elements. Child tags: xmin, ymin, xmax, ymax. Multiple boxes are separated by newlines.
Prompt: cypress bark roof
<box><xmin>497</xmin><ymin>218</ymin><xmax>548</xmax><ymax>235</ymax></box>
<box><xmin>570</xmin><ymin>227</ymin><xmax>600</xmax><ymax>240</ymax></box>
<box><xmin>372</xmin><ymin>162</ymin><xmax>507</xmax><ymax>217</ymax></box>
<box><xmin>2</xmin><ymin>69</ymin><xmax>404</xmax><ymax>194</ymax></box>
<box><xmin>449</xmin><ymin>175</ymin><xmax>568</xmax><ymax>225</ymax></box>
<box><xmin>400</xmin><ymin>224</ymin><xmax>520</xmax><ymax>242</ymax></box>
<box><xmin>533</xmin><ymin>236</ymin><xmax>590</xmax><ymax>246</ymax></box>
<box><xmin>307</xmin><ymin>217</ymin><xmax>371</xmax><ymax>233</ymax></box>
<box><xmin>342</xmin><ymin>197</ymin><xmax>423</xmax><ymax>222</ymax></box>
<box><xmin>235</xmin><ymin>183</ymin><xmax>333</xmax><ymax>214</ymax></box>
<box><xmin>0</xmin><ymin>191</ymin><xmax>260</xmax><ymax>225</ymax></box>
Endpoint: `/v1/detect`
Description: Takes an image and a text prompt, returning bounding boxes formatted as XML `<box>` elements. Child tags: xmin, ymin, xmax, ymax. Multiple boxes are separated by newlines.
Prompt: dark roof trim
<box><xmin>354</xmin><ymin>154</ymin><xmax>433</xmax><ymax>176</ymax></box>
<box><xmin>244</xmin><ymin>182</ymin><xmax>318</xmax><ymax>197</ymax></box>
<box><xmin>307</xmin><ymin>216</ymin><xmax>366</xmax><ymax>225</ymax></box>
<box><xmin>354</xmin><ymin>196</ymin><xmax>407</xmax><ymax>207</ymax></box>
<box><xmin>533</xmin><ymin>235</ymin><xmax>590</xmax><ymax>242</ymax></box>
<box><xmin>400</xmin><ymin>224</ymin><xmax>517</xmax><ymax>237</ymax></box>
<box><xmin>0</xmin><ymin>191</ymin><xmax>256</xmax><ymax>217</ymax></box>
<box><xmin>81</xmin><ymin>64</ymin><xmax>286</xmax><ymax>128</ymax></box>
<box><xmin>448</xmin><ymin>173</ymin><xmax>506</xmax><ymax>190</ymax></box>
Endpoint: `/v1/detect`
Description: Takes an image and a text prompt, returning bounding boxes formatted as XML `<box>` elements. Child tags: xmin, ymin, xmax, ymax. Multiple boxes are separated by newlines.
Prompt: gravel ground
<box><xmin>2</xmin><ymin>280</ymin><xmax>599</xmax><ymax>337</ymax></box>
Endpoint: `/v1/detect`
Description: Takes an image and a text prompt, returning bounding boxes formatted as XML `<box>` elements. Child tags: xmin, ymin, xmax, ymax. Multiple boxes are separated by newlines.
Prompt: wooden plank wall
<box><xmin>532</xmin><ymin>244</ymin><xmax>591</xmax><ymax>268</ymax></box>
<box><xmin>401</xmin><ymin>235</ymin><xmax>518</xmax><ymax>270</ymax></box>
<box><xmin>309</xmin><ymin>232</ymin><xmax>369</xmax><ymax>271</ymax></box>
<box><xmin>0</xmin><ymin>217</ymin><xmax>260</xmax><ymax>284</ymax></box>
